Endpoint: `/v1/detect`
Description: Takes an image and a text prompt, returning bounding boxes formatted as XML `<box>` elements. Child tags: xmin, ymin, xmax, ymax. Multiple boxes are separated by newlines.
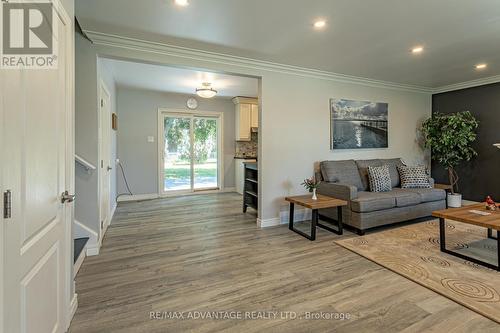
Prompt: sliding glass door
<box><xmin>193</xmin><ymin>117</ymin><xmax>218</xmax><ymax>190</ymax></box>
<box><xmin>164</xmin><ymin>115</ymin><xmax>192</xmax><ymax>192</ymax></box>
<box><xmin>161</xmin><ymin>112</ymin><xmax>221</xmax><ymax>194</ymax></box>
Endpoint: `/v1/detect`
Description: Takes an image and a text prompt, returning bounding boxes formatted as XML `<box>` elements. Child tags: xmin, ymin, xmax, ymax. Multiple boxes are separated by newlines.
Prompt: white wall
<box><xmin>75</xmin><ymin>32</ymin><xmax>117</xmax><ymax>243</ymax></box>
<box><xmin>116</xmin><ymin>87</ymin><xmax>236</xmax><ymax>195</ymax></box>
<box><xmin>75</xmin><ymin>32</ymin><xmax>99</xmax><ymax>234</ymax></box>
<box><xmin>89</xmin><ymin>36</ymin><xmax>432</xmax><ymax>223</ymax></box>
<box><xmin>261</xmin><ymin>73</ymin><xmax>430</xmax><ymax>222</ymax></box>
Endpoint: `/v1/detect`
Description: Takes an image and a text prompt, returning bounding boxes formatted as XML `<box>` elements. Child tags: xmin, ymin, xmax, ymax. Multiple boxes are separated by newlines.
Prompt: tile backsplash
<box><xmin>235</xmin><ymin>132</ymin><xmax>258</xmax><ymax>157</ymax></box>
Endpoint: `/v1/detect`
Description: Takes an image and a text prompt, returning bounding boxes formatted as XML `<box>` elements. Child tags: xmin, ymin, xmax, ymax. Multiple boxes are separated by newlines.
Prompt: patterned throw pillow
<box><xmin>367</xmin><ymin>165</ymin><xmax>392</xmax><ymax>192</ymax></box>
<box><xmin>397</xmin><ymin>165</ymin><xmax>432</xmax><ymax>189</ymax></box>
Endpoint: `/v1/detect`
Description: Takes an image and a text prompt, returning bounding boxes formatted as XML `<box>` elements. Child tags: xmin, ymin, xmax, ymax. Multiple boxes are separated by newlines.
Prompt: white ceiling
<box><xmin>77</xmin><ymin>0</ymin><xmax>500</xmax><ymax>88</ymax></box>
<box><xmin>101</xmin><ymin>58</ymin><xmax>259</xmax><ymax>97</ymax></box>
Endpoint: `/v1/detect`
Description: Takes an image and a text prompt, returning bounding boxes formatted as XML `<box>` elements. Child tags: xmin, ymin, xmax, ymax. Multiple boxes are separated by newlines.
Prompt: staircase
<box><xmin>74</xmin><ymin>237</ymin><xmax>89</xmax><ymax>277</ymax></box>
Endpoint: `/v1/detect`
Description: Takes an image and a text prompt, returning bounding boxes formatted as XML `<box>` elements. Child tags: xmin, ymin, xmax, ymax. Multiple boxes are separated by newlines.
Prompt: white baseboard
<box><xmin>258</xmin><ymin>208</ymin><xmax>311</xmax><ymax>228</ymax></box>
<box><xmin>257</xmin><ymin>217</ymin><xmax>282</xmax><ymax>228</ymax></box>
<box><xmin>117</xmin><ymin>193</ymin><xmax>159</xmax><ymax>202</ymax></box>
<box><xmin>67</xmin><ymin>293</ymin><xmax>78</xmax><ymax>329</ymax></box>
<box><xmin>109</xmin><ymin>203</ymin><xmax>117</xmax><ymax>225</ymax></box>
<box><xmin>118</xmin><ymin>189</ymin><xmax>238</xmax><ymax>202</ymax></box>
<box><xmin>86</xmin><ymin>243</ymin><xmax>100</xmax><ymax>256</ymax></box>
<box><xmin>74</xmin><ymin>220</ymin><xmax>100</xmax><ymax>256</ymax></box>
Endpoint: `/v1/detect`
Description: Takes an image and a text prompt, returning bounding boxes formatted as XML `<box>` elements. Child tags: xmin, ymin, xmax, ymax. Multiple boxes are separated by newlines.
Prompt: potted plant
<box><xmin>301</xmin><ymin>177</ymin><xmax>321</xmax><ymax>200</ymax></box>
<box><xmin>421</xmin><ymin>111</ymin><xmax>479</xmax><ymax>207</ymax></box>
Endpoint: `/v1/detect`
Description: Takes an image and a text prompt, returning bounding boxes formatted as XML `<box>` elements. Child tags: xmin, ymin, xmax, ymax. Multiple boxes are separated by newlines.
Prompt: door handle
<box><xmin>61</xmin><ymin>191</ymin><xmax>76</xmax><ymax>203</ymax></box>
<box><xmin>107</xmin><ymin>166</ymin><xmax>113</xmax><ymax>171</ymax></box>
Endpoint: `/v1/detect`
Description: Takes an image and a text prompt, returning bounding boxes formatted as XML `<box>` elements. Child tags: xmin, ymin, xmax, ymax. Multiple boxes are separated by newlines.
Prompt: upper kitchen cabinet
<box><xmin>251</xmin><ymin>104</ymin><xmax>259</xmax><ymax>128</ymax></box>
<box><xmin>233</xmin><ymin>97</ymin><xmax>258</xmax><ymax>141</ymax></box>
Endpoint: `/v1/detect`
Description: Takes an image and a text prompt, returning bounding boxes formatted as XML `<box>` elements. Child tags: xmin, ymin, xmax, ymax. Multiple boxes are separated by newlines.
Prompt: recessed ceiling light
<box><xmin>475</xmin><ymin>63</ymin><xmax>487</xmax><ymax>70</ymax></box>
<box><xmin>175</xmin><ymin>0</ymin><xmax>189</xmax><ymax>6</ymax></box>
<box><xmin>411</xmin><ymin>46</ymin><xmax>424</xmax><ymax>54</ymax></box>
<box><xmin>313</xmin><ymin>20</ymin><xmax>326</xmax><ymax>29</ymax></box>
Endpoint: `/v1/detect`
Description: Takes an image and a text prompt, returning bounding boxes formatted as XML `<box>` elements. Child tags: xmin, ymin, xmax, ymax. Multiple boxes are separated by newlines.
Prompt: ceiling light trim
<box><xmin>84</xmin><ymin>29</ymin><xmax>435</xmax><ymax>94</ymax></box>
<box><xmin>196</xmin><ymin>82</ymin><xmax>218</xmax><ymax>98</ymax></box>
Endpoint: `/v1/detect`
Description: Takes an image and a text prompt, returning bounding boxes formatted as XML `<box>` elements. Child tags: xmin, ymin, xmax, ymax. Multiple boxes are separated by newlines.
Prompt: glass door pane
<box><xmin>193</xmin><ymin>117</ymin><xmax>218</xmax><ymax>190</ymax></box>
<box><xmin>164</xmin><ymin>116</ymin><xmax>192</xmax><ymax>192</ymax></box>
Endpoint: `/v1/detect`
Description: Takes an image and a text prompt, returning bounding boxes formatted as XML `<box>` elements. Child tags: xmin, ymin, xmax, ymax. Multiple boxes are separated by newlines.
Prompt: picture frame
<box><xmin>330</xmin><ymin>98</ymin><xmax>388</xmax><ymax>149</ymax></box>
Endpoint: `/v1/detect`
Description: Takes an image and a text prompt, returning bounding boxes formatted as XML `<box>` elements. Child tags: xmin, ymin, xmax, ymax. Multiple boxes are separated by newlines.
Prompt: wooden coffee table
<box><xmin>433</xmin><ymin>203</ymin><xmax>500</xmax><ymax>271</ymax></box>
<box><xmin>285</xmin><ymin>194</ymin><xmax>348</xmax><ymax>241</ymax></box>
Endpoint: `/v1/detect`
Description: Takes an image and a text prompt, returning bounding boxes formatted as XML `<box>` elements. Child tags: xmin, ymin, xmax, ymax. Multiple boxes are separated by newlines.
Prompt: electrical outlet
<box><xmin>147</xmin><ymin>136</ymin><xmax>155</xmax><ymax>143</ymax></box>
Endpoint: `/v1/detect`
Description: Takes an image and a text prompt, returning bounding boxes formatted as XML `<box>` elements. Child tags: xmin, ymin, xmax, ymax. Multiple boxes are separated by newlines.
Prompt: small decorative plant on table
<box><xmin>301</xmin><ymin>177</ymin><xmax>321</xmax><ymax>200</ymax></box>
<box><xmin>421</xmin><ymin>111</ymin><xmax>478</xmax><ymax>208</ymax></box>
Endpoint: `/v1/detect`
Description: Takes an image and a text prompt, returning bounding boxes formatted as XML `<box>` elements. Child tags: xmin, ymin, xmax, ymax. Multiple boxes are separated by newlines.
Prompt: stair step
<box><xmin>74</xmin><ymin>237</ymin><xmax>89</xmax><ymax>263</ymax></box>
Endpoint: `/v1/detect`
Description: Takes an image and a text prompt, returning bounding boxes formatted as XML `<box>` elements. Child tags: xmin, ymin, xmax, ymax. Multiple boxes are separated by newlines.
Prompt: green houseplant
<box><xmin>421</xmin><ymin>111</ymin><xmax>478</xmax><ymax>207</ymax></box>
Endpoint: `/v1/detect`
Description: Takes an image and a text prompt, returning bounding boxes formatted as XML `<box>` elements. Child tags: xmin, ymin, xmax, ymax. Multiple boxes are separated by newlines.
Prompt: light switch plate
<box><xmin>147</xmin><ymin>136</ymin><xmax>155</xmax><ymax>143</ymax></box>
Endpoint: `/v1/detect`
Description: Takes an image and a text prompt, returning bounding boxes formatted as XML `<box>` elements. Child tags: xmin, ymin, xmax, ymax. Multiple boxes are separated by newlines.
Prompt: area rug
<box><xmin>335</xmin><ymin>220</ymin><xmax>500</xmax><ymax>323</ymax></box>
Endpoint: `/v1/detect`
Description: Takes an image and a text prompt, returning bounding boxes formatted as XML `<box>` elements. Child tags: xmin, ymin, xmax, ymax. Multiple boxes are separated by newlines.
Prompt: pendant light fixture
<box><xmin>196</xmin><ymin>82</ymin><xmax>217</xmax><ymax>98</ymax></box>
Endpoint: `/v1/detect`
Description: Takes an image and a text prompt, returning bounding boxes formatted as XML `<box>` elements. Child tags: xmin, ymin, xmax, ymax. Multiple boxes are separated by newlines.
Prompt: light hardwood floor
<box><xmin>69</xmin><ymin>193</ymin><xmax>498</xmax><ymax>332</ymax></box>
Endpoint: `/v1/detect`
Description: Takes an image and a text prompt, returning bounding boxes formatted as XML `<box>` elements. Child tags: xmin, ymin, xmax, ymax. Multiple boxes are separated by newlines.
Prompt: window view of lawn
<box><xmin>164</xmin><ymin>116</ymin><xmax>218</xmax><ymax>191</ymax></box>
<box><xmin>164</xmin><ymin>161</ymin><xmax>217</xmax><ymax>190</ymax></box>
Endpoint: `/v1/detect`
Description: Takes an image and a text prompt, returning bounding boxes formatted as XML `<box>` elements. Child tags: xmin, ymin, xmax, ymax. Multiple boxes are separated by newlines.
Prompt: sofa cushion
<box><xmin>390</xmin><ymin>188</ymin><xmax>422</xmax><ymax>207</ymax></box>
<box><xmin>404</xmin><ymin>188</ymin><xmax>446</xmax><ymax>203</ymax></box>
<box><xmin>351</xmin><ymin>191</ymin><xmax>396</xmax><ymax>213</ymax></box>
<box><xmin>320</xmin><ymin>160</ymin><xmax>364</xmax><ymax>190</ymax></box>
<box><xmin>356</xmin><ymin>159</ymin><xmax>383</xmax><ymax>190</ymax></box>
<box><xmin>380</xmin><ymin>158</ymin><xmax>405</xmax><ymax>188</ymax></box>
<box><xmin>368</xmin><ymin>165</ymin><xmax>392</xmax><ymax>192</ymax></box>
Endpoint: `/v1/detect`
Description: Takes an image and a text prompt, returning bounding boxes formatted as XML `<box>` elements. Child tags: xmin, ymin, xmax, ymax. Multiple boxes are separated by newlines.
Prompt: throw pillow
<box><xmin>367</xmin><ymin>165</ymin><xmax>392</xmax><ymax>192</ymax></box>
<box><xmin>397</xmin><ymin>165</ymin><xmax>432</xmax><ymax>189</ymax></box>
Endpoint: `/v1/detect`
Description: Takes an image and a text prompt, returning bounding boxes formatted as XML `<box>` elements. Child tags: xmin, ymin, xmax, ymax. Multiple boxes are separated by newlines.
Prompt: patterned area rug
<box><xmin>335</xmin><ymin>220</ymin><xmax>500</xmax><ymax>323</ymax></box>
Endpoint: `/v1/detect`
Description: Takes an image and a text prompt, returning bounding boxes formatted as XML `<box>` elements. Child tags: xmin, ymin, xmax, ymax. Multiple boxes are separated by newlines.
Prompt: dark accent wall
<box><xmin>432</xmin><ymin>82</ymin><xmax>500</xmax><ymax>202</ymax></box>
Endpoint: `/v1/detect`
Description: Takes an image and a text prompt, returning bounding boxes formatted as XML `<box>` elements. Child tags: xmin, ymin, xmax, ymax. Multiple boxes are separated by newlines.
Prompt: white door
<box><xmin>1</xmin><ymin>4</ymin><xmax>72</xmax><ymax>333</ymax></box>
<box><xmin>99</xmin><ymin>84</ymin><xmax>111</xmax><ymax>235</ymax></box>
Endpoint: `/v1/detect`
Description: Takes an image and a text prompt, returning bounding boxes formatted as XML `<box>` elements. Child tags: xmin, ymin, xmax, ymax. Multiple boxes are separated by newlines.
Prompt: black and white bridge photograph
<box><xmin>330</xmin><ymin>98</ymin><xmax>388</xmax><ymax>149</ymax></box>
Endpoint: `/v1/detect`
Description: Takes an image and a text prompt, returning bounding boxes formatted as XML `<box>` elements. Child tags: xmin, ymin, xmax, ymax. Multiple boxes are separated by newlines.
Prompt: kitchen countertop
<box><xmin>234</xmin><ymin>156</ymin><xmax>257</xmax><ymax>160</ymax></box>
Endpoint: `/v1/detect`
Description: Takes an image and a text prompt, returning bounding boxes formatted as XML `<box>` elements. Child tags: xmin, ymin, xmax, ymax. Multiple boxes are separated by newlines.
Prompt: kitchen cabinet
<box><xmin>251</xmin><ymin>104</ymin><xmax>259</xmax><ymax>128</ymax></box>
<box><xmin>235</xmin><ymin>103</ymin><xmax>251</xmax><ymax>141</ymax></box>
<box><xmin>235</xmin><ymin>158</ymin><xmax>256</xmax><ymax>194</ymax></box>
<box><xmin>243</xmin><ymin>162</ymin><xmax>258</xmax><ymax>213</ymax></box>
<box><xmin>233</xmin><ymin>97</ymin><xmax>258</xmax><ymax>141</ymax></box>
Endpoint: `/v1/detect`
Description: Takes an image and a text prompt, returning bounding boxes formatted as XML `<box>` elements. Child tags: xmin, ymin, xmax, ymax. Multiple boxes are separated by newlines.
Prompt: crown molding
<box><xmin>84</xmin><ymin>30</ymin><xmax>433</xmax><ymax>94</ymax></box>
<box><xmin>433</xmin><ymin>74</ymin><xmax>500</xmax><ymax>94</ymax></box>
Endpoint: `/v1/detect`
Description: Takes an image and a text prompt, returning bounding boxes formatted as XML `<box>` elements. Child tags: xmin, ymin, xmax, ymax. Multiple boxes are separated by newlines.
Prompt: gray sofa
<box><xmin>315</xmin><ymin>158</ymin><xmax>446</xmax><ymax>235</ymax></box>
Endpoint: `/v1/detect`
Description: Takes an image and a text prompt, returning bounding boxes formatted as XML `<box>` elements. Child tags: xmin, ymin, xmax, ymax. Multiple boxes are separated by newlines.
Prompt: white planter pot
<box><xmin>447</xmin><ymin>193</ymin><xmax>462</xmax><ymax>208</ymax></box>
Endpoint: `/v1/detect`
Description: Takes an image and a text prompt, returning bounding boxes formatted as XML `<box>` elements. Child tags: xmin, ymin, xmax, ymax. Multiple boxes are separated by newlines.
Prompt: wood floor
<box><xmin>69</xmin><ymin>193</ymin><xmax>498</xmax><ymax>332</ymax></box>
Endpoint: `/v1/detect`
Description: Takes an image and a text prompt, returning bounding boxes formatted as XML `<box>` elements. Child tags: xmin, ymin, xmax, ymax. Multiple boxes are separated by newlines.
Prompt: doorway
<box><xmin>99</xmin><ymin>82</ymin><xmax>112</xmax><ymax>235</ymax></box>
<box><xmin>159</xmin><ymin>110</ymin><xmax>222</xmax><ymax>195</ymax></box>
